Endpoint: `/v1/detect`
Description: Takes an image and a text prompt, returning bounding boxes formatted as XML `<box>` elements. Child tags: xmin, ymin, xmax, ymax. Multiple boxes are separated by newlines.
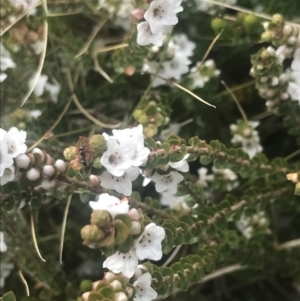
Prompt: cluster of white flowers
<box><xmin>90</xmin><ymin>193</ymin><xmax>165</xmax><ymax>280</ymax></box>
<box><xmin>99</xmin><ymin>125</ymin><xmax>150</xmax><ymax>196</ymax></box>
<box><xmin>143</xmin><ymin>154</ymin><xmax>189</xmax><ymax>195</ymax></box>
<box><xmin>236</xmin><ymin>211</ymin><xmax>270</xmax><ymax>239</ymax></box>
<box><xmin>0</xmin><ymin>127</ymin><xmax>27</xmax><ymax>186</ymax></box>
<box><xmin>230</xmin><ymin>120</ymin><xmax>263</xmax><ymax>159</ymax></box>
<box><xmin>0</xmin><ymin>43</ymin><xmax>16</xmax><ymax>83</ymax></box>
<box><xmin>136</xmin><ymin>0</ymin><xmax>183</xmax><ymax>47</ymax></box>
<box><xmin>29</xmin><ymin>74</ymin><xmax>61</xmax><ymax>103</ymax></box>
<box><xmin>188</xmin><ymin>59</ymin><xmax>220</xmax><ymax>90</ymax></box>
<box><xmin>198</xmin><ymin>167</ymin><xmax>239</xmax><ymax>191</ymax></box>
<box><xmin>287</xmin><ymin>48</ymin><xmax>300</xmax><ymax>104</ymax></box>
<box><xmin>143</xmin><ymin>33</ymin><xmax>195</xmax><ymax>87</ymax></box>
<box><xmin>160</xmin><ymin>192</ymin><xmax>189</xmax><ymax>210</ymax></box>
<box><xmin>0</xmin><ymin>232</ymin><xmax>14</xmax><ymax>288</ymax></box>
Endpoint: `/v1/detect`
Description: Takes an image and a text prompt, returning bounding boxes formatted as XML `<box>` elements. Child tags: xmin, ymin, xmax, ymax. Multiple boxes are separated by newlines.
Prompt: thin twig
<box><xmin>18</xmin><ymin>270</ymin><xmax>30</xmax><ymax>296</ymax></box>
<box><xmin>21</xmin><ymin>0</ymin><xmax>48</xmax><ymax>107</ymax></box>
<box><xmin>276</xmin><ymin>238</ymin><xmax>300</xmax><ymax>250</ymax></box>
<box><xmin>59</xmin><ymin>194</ymin><xmax>72</xmax><ymax>264</ymax></box>
<box><xmin>30</xmin><ymin>210</ymin><xmax>46</xmax><ymax>262</ymax></box>
<box><xmin>162</xmin><ymin>245</ymin><xmax>182</xmax><ymax>266</ymax></box>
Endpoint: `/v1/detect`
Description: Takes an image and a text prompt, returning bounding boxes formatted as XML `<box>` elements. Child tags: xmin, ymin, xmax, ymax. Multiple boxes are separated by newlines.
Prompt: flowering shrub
<box><xmin>1</xmin><ymin>0</ymin><xmax>300</xmax><ymax>301</ymax></box>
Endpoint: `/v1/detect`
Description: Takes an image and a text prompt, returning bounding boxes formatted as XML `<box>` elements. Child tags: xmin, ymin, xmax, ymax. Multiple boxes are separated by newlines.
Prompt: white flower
<box><xmin>172</xmin><ymin>34</ymin><xmax>196</xmax><ymax>58</ymax></box>
<box><xmin>133</xmin><ymin>273</ymin><xmax>158</xmax><ymax>301</ymax></box>
<box><xmin>0</xmin><ymin>261</ymin><xmax>14</xmax><ymax>288</ymax></box>
<box><xmin>112</xmin><ymin>125</ymin><xmax>150</xmax><ymax>167</ymax></box>
<box><xmin>0</xmin><ymin>127</ymin><xmax>27</xmax><ymax>158</ymax></box>
<box><xmin>0</xmin><ymin>165</ymin><xmax>15</xmax><ymax>186</ymax></box>
<box><xmin>101</xmin><ymin>137</ymin><xmax>135</xmax><ymax>177</ymax></box>
<box><xmin>160</xmin><ymin>192</ymin><xmax>188</xmax><ymax>210</ymax></box>
<box><xmin>135</xmin><ymin>223</ymin><xmax>165</xmax><ymax>261</ymax></box>
<box><xmin>144</xmin><ymin>0</ymin><xmax>183</xmax><ymax>34</ymax></box>
<box><xmin>103</xmin><ymin>249</ymin><xmax>138</xmax><ymax>278</ymax></box>
<box><xmin>197</xmin><ymin>167</ymin><xmax>213</xmax><ymax>187</ymax></box>
<box><xmin>137</xmin><ymin>22</ymin><xmax>164</xmax><ymax>47</ymax></box>
<box><xmin>89</xmin><ymin>193</ymin><xmax>129</xmax><ymax>218</ymax></box>
<box><xmin>29</xmin><ymin>74</ymin><xmax>61</xmax><ymax>103</ymax></box>
<box><xmin>169</xmin><ymin>155</ymin><xmax>189</xmax><ymax>172</ymax></box>
<box><xmin>100</xmin><ymin>167</ymin><xmax>140</xmax><ymax>196</ymax></box>
<box><xmin>151</xmin><ymin>171</ymin><xmax>183</xmax><ymax>194</ymax></box>
<box><xmin>0</xmin><ymin>232</ymin><xmax>7</xmax><ymax>253</ymax></box>
<box><xmin>291</xmin><ymin>48</ymin><xmax>300</xmax><ymax>71</ymax></box>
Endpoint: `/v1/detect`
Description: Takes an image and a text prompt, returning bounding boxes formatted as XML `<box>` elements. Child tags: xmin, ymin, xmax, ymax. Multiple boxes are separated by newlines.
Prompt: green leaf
<box><xmin>200</xmin><ymin>155</ymin><xmax>213</xmax><ymax>165</ymax></box>
<box><xmin>1</xmin><ymin>292</ymin><xmax>17</xmax><ymax>301</ymax></box>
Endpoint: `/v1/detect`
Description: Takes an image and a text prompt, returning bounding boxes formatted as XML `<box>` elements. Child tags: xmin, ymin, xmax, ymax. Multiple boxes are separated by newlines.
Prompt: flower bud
<box><xmin>64</xmin><ymin>146</ymin><xmax>77</xmax><ymax>161</ymax></box>
<box><xmin>123</xmin><ymin>66</ymin><xmax>136</xmax><ymax>76</ymax></box>
<box><xmin>15</xmin><ymin>154</ymin><xmax>30</xmax><ymax>169</ymax></box>
<box><xmin>41</xmin><ymin>179</ymin><xmax>56</xmax><ymax>190</ymax></box>
<box><xmin>110</xmin><ymin>280</ymin><xmax>122</xmax><ymax>290</ymax></box>
<box><xmin>27</xmin><ymin>168</ymin><xmax>41</xmax><ymax>181</ymax></box>
<box><xmin>127</xmin><ymin>208</ymin><xmax>140</xmax><ymax>220</ymax></box>
<box><xmin>144</xmin><ymin>124</ymin><xmax>157</xmax><ymax>138</ymax></box>
<box><xmin>27</xmin><ymin>153</ymin><xmax>36</xmax><ymax>165</ymax></box>
<box><xmin>271</xmin><ymin>14</ymin><xmax>284</xmax><ymax>26</ymax></box>
<box><xmin>80</xmin><ymin>279</ymin><xmax>93</xmax><ymax>293</ymax></box>
<box><xmin>46</xmin><ymin>154</ymin><xmax>53</xmax><ymax>165</ymax></box>
<box><xmin>287</xmin><ymin>172</ymin><xmax>299</xmax><ymax>183</ymax></box>
<box><xmin>104</xmin><ymin>272</ymin><xmax>116</xmax><ymax>281</ymax></box>
<box><xmin>81</xmin><ymin>225</ymin><xmax>105</xmax><ymax>244</ymax></box>
<box><xmin>283</xmin><ymin>25</ymin><xmax>293</xmax><ymax>36</ymax></box>
<box><xmin>91</xmin><ymin>210</ymin><xmax>111</xmax><ymax>228</ymax></box>
<box><xmin>126</xmin><ymin>286</ymin><xmax>133</xmax><ymax>298</ymax></box>
<box><xmin>92</xmin><ymin>280</ymin><xmax>101</xmax><ymax>290</ymax></box>
<box><xmin>43</xmin><ymin>165</ymin><xmax>55</xmax><ymax>177</ymax></box>
<box><xmin>32</xmin><ymin>148</ymin><xmax>45</xmax><ymax>161</ymax></box>
<box><xmin>82</xmin><ymin>291</ymin><xmax>90</xmax><ymax>301</ymax></box>
<box><xmin>55</xmin><ymin>159</ymin><xmax>67</xmax><ymax>173</ymax></box>
<box><xmin>115</xmin><ymin>292</ymin><xmax>128</xmax><ymax>301</ymax></box>
<box><xmin>91</xmin><ymin>157</ymin><xmax>102</xmax><ymax>169</ymax></box>
<box><xmin>89</xmin><ymin>134</ymin><xmax>106</xmax><ymax>154</ymax></box>
<box><xmin>70</xmin><ymin>159</ymin><xmax>84</xmax><ymax>171</ymax></box>
<box><xmin>131</xmin><ymin>8</ymin><xmax>145</xmax><ymax>20</ymax></box>
<box><xmin>130</xmin><ymin>221</ymin><xmax>142</xmax><ymax>235</ymax></box>
<box><xmin>261</xmin><ymin>31</ymin><xmax>272</xmax><ymax>42</ymax></box>
<box><xmin>89</xmin><ymin>174</ymin><xmax>101</xmax><ymax>186</ymax></box>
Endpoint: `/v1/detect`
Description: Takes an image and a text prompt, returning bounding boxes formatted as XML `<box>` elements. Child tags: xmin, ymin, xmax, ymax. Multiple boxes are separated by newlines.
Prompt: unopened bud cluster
<box><xmin>64</xmin><ymin>134</ymin><xmax>107</xmax><ymax>171</ymax></box>
<box><xmin>133</xmin><ymin>97</ymin><xmax>170</xmax><ymax>137</ymax></box>
<box><xmin>250</xmin><ymin>46</ymin><xmax>290</xmax><ymax>109</ymax></box>
<box><xmin>261</xmin><ymin>14</ymin><xmax>300</xmax><ymax>59</ymax></box>
<box><xmin>81</xmin><ymin>203</ymin><xmax>145</xmax><ymax>251</ymax></box>
<box><xmin>287</xmin><ymin>172</ymin><xmax>300</xmax><ymax>195</ymax></box>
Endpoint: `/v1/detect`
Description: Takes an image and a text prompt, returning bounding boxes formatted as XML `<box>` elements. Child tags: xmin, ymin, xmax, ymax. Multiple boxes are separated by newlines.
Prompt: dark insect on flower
<box><xmin>79</xmin><ymin>144</ymin><xmax>90</xmax><ymax>166</ymax></box>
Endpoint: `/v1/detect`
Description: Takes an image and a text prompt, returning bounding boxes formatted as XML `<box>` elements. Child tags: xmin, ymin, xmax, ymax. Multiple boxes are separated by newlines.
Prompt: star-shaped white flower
<box><xmin>0</xmin><ymin>141</ymin><xmax>13</xmax><ymax>177</ymax></box>
<box><xmin>133</xmin><ymin>272</ymin><xmax>158</xmax><ymax>301</ymax></box>
<box><xmin>101</xmin><ymin>137</ymin><xmax>135</xmax><ymax>177</ymax></box>
<box><xmin>151</xmin><ymin>171</ymin><xmax>184</xmax><ymax>194</ymax></box>
<box><xmin>100</xmin><ymin>167</ymin><xmax>140</xmax><ymax>196</ymax></box>
<box><xmin>160</xmin><ymin>192</ymin><xmax>188</xmax><ymax>210</ymax></box>
<box><xmin>137</xmin><ymin>22</ymin><xmax>164</xmax><ymax>46</ymax></box>
<box><xmin>135</xmin><ymin>223</ymin><xmax>165</xmax><ymax>261</ymax></box>
<box><xmin>103</xmin><ymin>249</ymin><xmax>138</xmax><ymax>278</ymax></box>
<box><xmin>144</xmin><ymin>0</ymin><xmax>183</xmax><ymax>34</ymax></box>
<box><xmin>0</xmin><ymin>262</ymin><xmax>14</xmax><ymax>288</ymax></box>
<box><xmin>112</xmin><ymin>125</ymin><xmax>150</xmax><ymax>167</ymax></box>
<box><xmin>89</xmin><ymin>193</ymin><xmax>129</xmax><ymax>218</ymax></box>
<box><xmin>0</xmin><ymin>127</ymin><xmax>27</xmax><ymax>159</ymax></box>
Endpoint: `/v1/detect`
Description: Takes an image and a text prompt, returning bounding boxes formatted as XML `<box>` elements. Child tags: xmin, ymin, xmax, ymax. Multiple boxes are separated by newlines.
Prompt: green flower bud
<box><xmin>80</xmin><ymin>280</ymin><xmax>93</xmax><ymax>293</ymax></box>
<box><xmin>211</xmin><ymin>18</ymin><xmax>227</xmax><ymax>32</ymax></box>
<box><xmin>133</xmin><ymin>109</ymin><xmax>143</xmax><ymax>120</ymax></box>
<box><xmin>81</xmin><ymin>225</ymin><xmax>104</xmax><ymax>244</ymax></box>
<box><xmin>295</xmin><ymin>183</ymin><xmax>300</xmax><ymax>196</ymax></box>
<box><xmin>89</xmin><ymin>134</ymin><xmax>106</xmax><ymax>154</ymax></box>
<box><xmin>261</xmin><ymin>31</ymin><xmax>273</xmax><ymax>42</ymax></box>
<box><xmin>143</xmin><ymin>124</ymin><xmax>157</xmax><ymax>138</ymax></box>
<box><xmin>91</xmin><ymin>210</ymin><xmax>111</xmax><ymax>228</ymax></box>
<box><xmin>272</xmin><ymin>14</ymin><xmax>284</xmax><ymax>26</ymax></box>
<box><xmin>91</xmin><ymin>157</ymin><xmax>103</xmax><ymax>169</ymax></box>
<box><xmin>64</xmin><ymin>146</ymin><xmax>77</xmax><ymax>161</ymax></box>
<box><xmin>137</xmin><ymin>114</ymin><xmax>150</xmax><ymax>125</ymax></box>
